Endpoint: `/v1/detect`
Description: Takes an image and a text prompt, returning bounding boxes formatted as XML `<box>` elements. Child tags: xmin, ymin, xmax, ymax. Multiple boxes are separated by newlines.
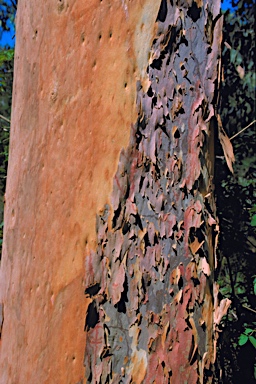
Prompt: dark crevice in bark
<box><xmin>85</xmin><ymin>301</ymin><xmax>99</xmax><ymax>331</ymax></box>
<box><xmin>85</xmin><ymin>283</ymin><xmax>101</xmax><ymax>298</ymax></box>
<box><xmin>156</xmin><ymin>0</ymin><xmax>168</xmax><ymax>23</ymax></box>
<box><xmin>187</xmin><ymin>2</ymin><xmax>202</xmax><ymax>23</ymax></box>
<box><xmin>115</xmin><ymin>275</ymin><xmax>128</xmax><ymax>314</ymax></box>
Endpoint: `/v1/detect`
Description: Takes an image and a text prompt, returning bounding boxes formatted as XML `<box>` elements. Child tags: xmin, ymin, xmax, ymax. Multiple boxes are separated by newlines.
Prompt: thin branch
<box><xmin>0</xmin><ymin>114</ymin><xmax>11</xmax><ymax>124</ymax></box>
<box><xmin>247</xmin><ymin>238</ymin><xmax>256</xmax><ymax>249</ymax></box>
<box><xmin>216</xmin><ymin>155</ymin><xmax>225</xmax><ymax>160</ymax></box>
<box><xmin>230</xmin><ymin>120</ymin><xmax>256</xmax><ymax>141</ymax></box>
<box><xmin>242</xmin><ymin>304</ymin><xmax>256</xmax><ymax>314</ymax></box>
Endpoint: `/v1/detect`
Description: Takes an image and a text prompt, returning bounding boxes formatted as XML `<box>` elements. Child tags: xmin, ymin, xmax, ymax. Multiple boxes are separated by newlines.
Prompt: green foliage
<box><xmin>250</xmin><ymin>209</ymin><xmax>256</xmax><ymax>227</ymax></box>
<box><xmin>0</xmin><ymin>49</ymin><xmax>13</xmax><ymax>254</ymax></box>
<box><xmin>238</xmin><ymin>323</ymin><xmax>256</xmax><ymax>348</ymax></box>
<box><xmin>0</xmin><ymin>1</ymin><xmax>16</xmax><ymax>255</ymax></box>
<box><xmin>0</xmin><ymin>48</ymin><xmax>14</xmax><ymax>64</ymax></box>
<box><xmin>220</xmin><ymin>1</ymin><xmax>255</xmax><ymax>131</ymax></box>
<box><xmin>216</xmin><ymin>0</ymin><xmax>256</xmax><ymax>382</ymax></box>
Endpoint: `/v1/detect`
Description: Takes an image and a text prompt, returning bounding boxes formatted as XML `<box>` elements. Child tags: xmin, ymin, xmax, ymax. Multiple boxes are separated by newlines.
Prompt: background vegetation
<box><xmin>216</xmin><ymin>0</ymin><xmax>256</xmax><ymax>382</ymax></box>
<box><xmin>0</xmin><ymin>0</ymin><xmax>16</xmax><ymax>250</ymax></box>
<box><xmin>0</xmin><ymin>0</ymin><xmax>255</xmax><ymax>381</ymax></box>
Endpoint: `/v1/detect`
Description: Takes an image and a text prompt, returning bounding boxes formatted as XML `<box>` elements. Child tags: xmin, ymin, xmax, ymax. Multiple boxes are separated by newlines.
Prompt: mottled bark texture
<box><xmin>84</xmin><ymin>1</ymin><xmax>230</xmax><ymax>382</ymax></box>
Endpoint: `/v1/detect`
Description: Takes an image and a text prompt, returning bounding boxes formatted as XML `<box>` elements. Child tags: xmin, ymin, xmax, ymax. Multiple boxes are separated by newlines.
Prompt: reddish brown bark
<box><xmin>84</xmin><ymin>1</ymin><xmax>230</xmax><ymax>383</ymax></box>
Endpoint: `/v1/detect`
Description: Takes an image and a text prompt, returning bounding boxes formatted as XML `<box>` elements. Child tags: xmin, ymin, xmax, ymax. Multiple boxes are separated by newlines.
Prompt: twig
<box><xmin>247</xmin><ymin>238</ymin><xmax>256</xmax><ymax>249</ymax></box>
<box><xmin>242</xmin><ymin>304</ymin><xmax>256</xmax><ymax>314</ymax></box>
<box><xmin>230</xmin><ymin>120</ymin><xmax>256</xmax><ymax>141</ymax></box>
<box><xmin>0</xmin><ymin>114</ymin><xmax>11</xmax><ymax>124</ymax></box>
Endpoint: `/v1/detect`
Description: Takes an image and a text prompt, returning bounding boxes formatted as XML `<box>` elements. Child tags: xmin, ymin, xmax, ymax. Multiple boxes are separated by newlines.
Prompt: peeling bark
<box><xmin>84</xmin><ymin>1</ymin><xmax>230</xmax><ymax>382</ymax></box>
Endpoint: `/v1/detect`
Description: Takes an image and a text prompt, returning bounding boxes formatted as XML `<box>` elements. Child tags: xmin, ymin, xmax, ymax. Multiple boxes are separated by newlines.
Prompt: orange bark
<box><xmin>0</xmin><ymin>0</ymin><xmax>161</xmax><ymax>382</ymax></box>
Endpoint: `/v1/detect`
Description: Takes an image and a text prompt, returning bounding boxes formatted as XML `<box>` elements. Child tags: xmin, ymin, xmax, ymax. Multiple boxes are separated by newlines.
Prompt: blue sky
<box><xmin>221</xmin><ymin>0</ymin><xmax>233</xmax><ymax>10</ymax></box>
<box><xmin>0</xmin><ymin>19</ymin><xmax>15</xmax><ymax>48</ymax></box>
<box><xmin>0</xmin><ymin>0</ymin><xmax>233</xmax><ymax>48</ymax></box>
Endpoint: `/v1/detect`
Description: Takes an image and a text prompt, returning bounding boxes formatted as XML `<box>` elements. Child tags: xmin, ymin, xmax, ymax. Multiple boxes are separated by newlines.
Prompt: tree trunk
<box><xmin>0</xmin><ymin>0</ymin><xmax>230</xmax><ymax>383</ymax></box>
<box><xmin>84</xmin><ymin>1</ymin><xmax>230</xmax><ymax>383</ymax></box>
<box><xmin>0</xmin><ymin>0</ymin><xmax>152</xmax><ymax>382</ymax></box>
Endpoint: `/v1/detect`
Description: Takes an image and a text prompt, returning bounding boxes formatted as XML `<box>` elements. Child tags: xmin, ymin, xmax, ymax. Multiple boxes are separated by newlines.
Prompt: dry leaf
<box><xmin>224</xmin><ymin>41</ymin><xmax>232</xmax><ymax>50</ymax></box>
<box><xmin>236</xmin><ymin>65</ymin><xmax>245</xmax><ymax>79</ymax></box>
<box><xmin>217</xmin><ymin>114</ymin><xmax>235</xmax><ymax>173</ymax></box>
<box><xmin>214</xmin><ymin>283</ymin><xmax>232</xmax><ymax>325</ymax></box>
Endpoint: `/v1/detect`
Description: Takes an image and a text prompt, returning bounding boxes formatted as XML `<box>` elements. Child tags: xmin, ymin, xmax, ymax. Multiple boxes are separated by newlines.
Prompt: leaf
<box><xmin>236</xmin><ymin>271</ymin><xmax>244</xmax><ymax>283</ymax></box>
<box><xmin>253</xmin><ymin>277</ymin><xmax>256</xmax><ymax>295</ymax></box>
<box><xmin>244</xmin><ymin>328</ymin><xmax>253</xmax><ymax>335</ymax></box>
<box><xmin>230</xmin><ymin>48</ymin><xmax>237</xmax><ymax>64</ymax></box>
<box><xmin>217</xmin><ymin>114</ymin><xmax>235</xmax><ymax>173</ymax></box>
<box><xmin>214</xmin><ymin>284</ymin><xmax>231</xmax><ymax>325</ymax></box>
<box><xmin>236</xmin><ymin>65</ymin><xmax>245</xmax><ymax>79</ymax></box>
<box><xmin>251</xmin><ymin>215</ymin><xmax>256</xmax><ymax>227</ymax></box>
<box><xmin>237</xmin><ymin>286</ymin><xmax>246</xmax><ymax>295</ymax></box>
<box><xmin>220</xmin><ymin>286</ymin><xmax>231</xmax><ymax>295</ymax></box>
<box><xmin>238</xmin><ymin>177</ymin><xmax>253</xmax><ymax>187</ymax></box>
<box><xmin>249</xmin><ymin>336</ymin><xmax>256</xmax><ymax>349</ymax></box>
<box><xmin>238</xmin><ymin>334</ymin><xmax>248</xmax><ymax>346</ymax></box>
<box><xmin>250</xmin><ymin>205</ymin><xmax>256</xmax><ymax>213</ymax></box>
<box><xmin>0</xmin><ymin>49</ymin><xmax>14</xmax><ymax>66</ymax></box>
<box><xmin>235</xmin><ymin>52</ymin><xmax>243</xmax><ymax>66</ymax></box>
